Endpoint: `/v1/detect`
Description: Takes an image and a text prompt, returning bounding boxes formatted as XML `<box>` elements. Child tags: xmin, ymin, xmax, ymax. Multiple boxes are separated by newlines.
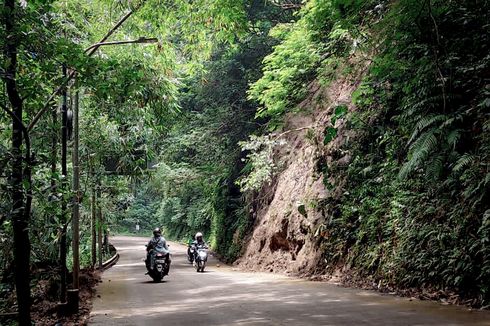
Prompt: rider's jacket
<box><xmin>191</xmin><ymin>240</ymin><xmax>208</xmax><ymax>249</ymax></box>
<box><xmin>148</xmin><ymin>236</ymin><xmax>170</xmax><ymax>254</ymax></box>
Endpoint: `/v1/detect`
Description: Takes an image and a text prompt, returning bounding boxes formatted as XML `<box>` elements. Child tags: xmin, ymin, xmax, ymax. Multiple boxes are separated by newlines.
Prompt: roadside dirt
<box><xmin>30</xmin><ymin>268</ymin><xmax>100</xmax><ymax>326</ymax></box>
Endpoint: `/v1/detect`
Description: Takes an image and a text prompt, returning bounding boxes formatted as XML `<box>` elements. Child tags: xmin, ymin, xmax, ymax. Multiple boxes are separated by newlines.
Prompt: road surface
<box><xmin>89</xmin><ymin>236</ymin><xmax>490</xmax><ymax>325</ymax></box>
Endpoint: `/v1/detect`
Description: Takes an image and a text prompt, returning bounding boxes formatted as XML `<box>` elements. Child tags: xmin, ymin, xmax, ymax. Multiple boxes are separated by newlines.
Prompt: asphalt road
<box><xmin>89</xmin><ymin>236</ymin><xmax>490</xmax><ymax>326</ymax></box>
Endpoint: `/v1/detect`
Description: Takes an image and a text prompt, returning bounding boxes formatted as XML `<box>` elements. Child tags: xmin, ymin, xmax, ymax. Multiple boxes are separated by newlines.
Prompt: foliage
<box><xmin>236</xmin><ymin>134</ymin><xmax>286</xmax><ymax>192</ymax></box>
<box><xmin>248</xmin><ymin>20</ymin><xmax>320</xmax><ymax>121</ymax></box>
<box><xmin>131</xmin><ymin>1</ymin><xmax>291</xmax><ymax>262</ymax></box>
<box><xmin>0</xmin><ymin>0</ymin><xmax>254</xmax><ymax>318</ymax></box>
<box><xmin>1</xmin><ymin>0</ymin><xmax>488</xmax><ymax>318</ymax></box>
<box><xmin>248</xmin><ymin>0</ymin><xmax>362</xmax><ymax>126</ymax></box>
<box><xmin>230</xmin><ymin>0</ymin><xmax>490</xmax><ymax>307</ymax></box>
<box><xmin>147</xmin><ymin>40</ymin><xmax>265</xmax><ymax>257</ymax></box>
<box><xmin>310</xmin><ymin>0</ymin><xmax>490</xmax><ymax>305</ymax></box>
<box><xmin>323</xmin><ymin>104</ymin><xmax>347</xmax><ymax>144</ymax></box>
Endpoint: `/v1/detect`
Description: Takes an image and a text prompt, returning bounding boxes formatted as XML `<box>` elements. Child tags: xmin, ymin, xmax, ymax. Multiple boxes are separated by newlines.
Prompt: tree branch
<box><xmin>272</xmin><ymin>125</ymin><xmax>318</xmax><ymax>139</ymax></box>
<box><xmin>27</xmin><ymin>0</ymin><xmax>148</xmax><ymax>131</ymax></box>
<box><xmin>268</xmin><ymin>0</ymin><xmax>302</xmax><ymax>10</ymax></box>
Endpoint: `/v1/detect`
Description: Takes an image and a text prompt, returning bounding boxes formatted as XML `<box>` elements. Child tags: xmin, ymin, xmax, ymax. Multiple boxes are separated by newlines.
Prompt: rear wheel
<box><xmin>150</xmin><ymin>271</ymin><xmax>163</xmax><ymax>282</ymax></box>
<box><xmin>151</xmin><ymin>263</ymin><xmax>166</xmax><ymax>282</ymax></box>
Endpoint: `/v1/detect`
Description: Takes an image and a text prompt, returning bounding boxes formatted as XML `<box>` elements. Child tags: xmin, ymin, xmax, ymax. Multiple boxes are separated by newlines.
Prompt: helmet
<box><xmin>195</xmin><ymin>232</ymin><xmax>203</xmax><ymax>241</ymax></box>
<box><xmin>153</xmin><ymin>228</ymin><xmax>161</xmax><ymax>237</ymax></box>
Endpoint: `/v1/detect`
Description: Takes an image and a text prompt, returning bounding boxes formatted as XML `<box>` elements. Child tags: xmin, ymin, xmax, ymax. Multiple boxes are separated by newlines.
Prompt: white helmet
<box><xmin>195</xmin><ymin>232</ymin><xmax>203</xmax><ymax>241</ymax></box>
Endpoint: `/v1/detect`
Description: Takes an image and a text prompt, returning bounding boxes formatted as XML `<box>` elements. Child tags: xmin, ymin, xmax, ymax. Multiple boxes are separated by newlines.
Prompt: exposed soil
<box><xmin>0</xmin><ymin>268</ymin><xmax>101</xmax><ymax>326</ymax></box>
<box><xmin>235</xmin><ymin>59</ymin><xmax>365</xmax><ymax>276</ymax></box>
<box><xmin>30</xmin><ymin>268</ymin><xmax>101</xmax><ymax>326</ymax></box>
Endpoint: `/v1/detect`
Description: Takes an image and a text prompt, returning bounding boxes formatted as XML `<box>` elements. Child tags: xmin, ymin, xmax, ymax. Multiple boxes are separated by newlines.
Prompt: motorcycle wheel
<box><xmin>196</xmin><ymin>260</ymin><xmax>202</xmax><ymax>272</ymax></box>
<box><xmin>150</xmin><ymin>271</ymin><xmax>163</xmax><ymax>282</ymax></box>
<box><xmin>200</xmin><ymin>261</ymin><xmax>206</xmax><ymax>272</ymax></box>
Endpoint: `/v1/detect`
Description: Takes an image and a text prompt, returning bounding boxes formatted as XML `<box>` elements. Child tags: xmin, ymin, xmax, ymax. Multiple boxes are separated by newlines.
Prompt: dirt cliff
<box><xmin>236</xmin><ymin>65</ymin><xmax>364</xmax><ymax>276</ymax></box>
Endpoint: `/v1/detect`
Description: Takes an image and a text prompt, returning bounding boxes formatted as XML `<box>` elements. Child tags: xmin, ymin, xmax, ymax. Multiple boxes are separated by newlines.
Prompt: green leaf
<box><xmin>334</xmin><ymin>104</ymin><xmax>348</xmax><ymax>117</ymax></box>
<box><xmin>297</xmin><ymin>202</ymin><xmax>307</xmax><ymax>217</ymax></box>
<box><xmin>323</xmin><ymin>127</ymin><xmax>337</xmax><ymax>144</ymax></box>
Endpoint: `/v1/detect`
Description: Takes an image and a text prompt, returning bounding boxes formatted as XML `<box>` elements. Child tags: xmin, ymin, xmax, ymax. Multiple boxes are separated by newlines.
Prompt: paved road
<box><xmin>90</xmin><ymin>236</ymin><xmax>490</xmax><ymax>326</ymax></box>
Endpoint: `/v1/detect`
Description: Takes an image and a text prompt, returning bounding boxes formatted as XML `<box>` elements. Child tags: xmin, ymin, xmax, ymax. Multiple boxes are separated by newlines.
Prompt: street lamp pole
<box><xmin>84</xmin><ymin>37</ymin><xmax>158</xmax><ymax>52</ymax></box>
<box><xmin>68</xmin><ymin>37</ymin><xmax>158</xmax><ymax>314</ymax></box>
<box><xmin>67</xmin><ymin>84</ymin><xmax>80</xmax><ymax>314</ymax></box>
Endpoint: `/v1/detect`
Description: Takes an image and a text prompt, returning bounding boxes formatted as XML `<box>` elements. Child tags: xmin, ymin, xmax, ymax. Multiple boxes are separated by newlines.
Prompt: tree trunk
<box><xmin>3</xmin><ymin>1</ymin><xmax>31</xmax><ymax>324</ymax></box>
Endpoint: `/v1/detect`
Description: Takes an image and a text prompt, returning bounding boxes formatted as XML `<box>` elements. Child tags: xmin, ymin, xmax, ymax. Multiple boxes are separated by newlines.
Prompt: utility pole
<box><xmin>97</xmin><ymin>178</ymin><xmax>103</xmax><ymax>269</ymax></box>
<box><xmin>28</xmin><ymin>3</ymin><xmax>150</xmax><ymax>132</ymax></box>
<box><xmin>50</xmin><ymin>104</ymin><xmax>57</xmax><ymax>213</ymax></box>
<box><xmin>52</xmin><ymin>33</ymin><xmax>158</xmax><ymax>313</ymax></box>
<box><xmin>91</xmin><ymin>160</ymin><xmax>97</xmax><ymax>267</ymax></box>
<box><xmin>59</xmin><ymin>64</ymin><xmax>68</xmax><ymax>310</ymax></box>
<box><xmin>68</xmin><ymin>86</ymin><xmax>80</xmax><ymax>313</ymax></box>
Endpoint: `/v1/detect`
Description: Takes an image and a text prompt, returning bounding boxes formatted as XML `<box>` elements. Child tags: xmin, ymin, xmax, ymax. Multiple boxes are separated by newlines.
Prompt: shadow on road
<box><xmin>139</xmin><ymin>280</ymin><xmax>167</xmax><ymax>284</ymax></box>
<box><xmin>90</xmin><ymin>236</ymin><xmax>490</xmax><ymax>326</ymax></box>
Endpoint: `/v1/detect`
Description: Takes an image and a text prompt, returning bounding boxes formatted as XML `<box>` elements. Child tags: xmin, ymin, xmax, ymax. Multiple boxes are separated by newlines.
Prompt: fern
<box><xmin>446</xmin><ymin>129</ymin><xmax>462</xmax><ymax>150</ymax></box>
<box><xmin>426</xmin><ymin>154</ymin><xmax>445</xmax><ymax>181</ymax></box>
<box><xmin>452</xmin><ymin>153</ymin><xmax>476</xmax><ymax>174</ymax></box>
<box><xmin>399</xmin><ymin>130</ymin><xmax>439</xmax><ymax>179</ymax></box>
<box><xmin>399</xmin><ymin>94</ymin><xmax>446</xmax><ymax>120</ymax></box>
<box><xmin>407</xmin><ymin>114</ymin><xmax>446</xmax><ymax>146</ymax></box>
<box><xmin>483</xmin><ymin>118</ymin><xmax>490</xmax><ymax>132</ymax></box>
<box><xmin>440</xmin><ymin>114</ymin><xmax>463</xmax><ymax>129</ymax></box>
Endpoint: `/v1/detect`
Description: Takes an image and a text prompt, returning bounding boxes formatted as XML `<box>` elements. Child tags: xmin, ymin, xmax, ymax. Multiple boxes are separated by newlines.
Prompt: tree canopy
<box><xmin>1</xmin><ymin>0</ymin><xmax>489</xmax><ymax>323</ymax></box>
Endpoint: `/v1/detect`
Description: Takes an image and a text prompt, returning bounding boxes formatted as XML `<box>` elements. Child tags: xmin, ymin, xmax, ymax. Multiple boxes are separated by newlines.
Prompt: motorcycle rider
<box><xmin>146</xmin><ymin>227</ymin><xmax>171</xmax><ymax>274</ymax></box>
<box><xmin>193</xmin><ymin>232</ymin><xmax>207</xmax><ymax>247</ymax></box>
<box><xmin>187</xmin><ymin>237</ymin><xmax>195</xmax><ymax>263</ymax></box>
<box><xmin>191</xmin><ymin>232</ymin><xmax>208</xmax><ymax>265</ymax></box>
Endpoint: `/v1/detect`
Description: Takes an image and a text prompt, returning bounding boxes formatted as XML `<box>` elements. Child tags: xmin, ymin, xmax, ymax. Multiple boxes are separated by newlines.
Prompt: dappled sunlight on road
<box><xmin>113</xmin><ymin>262</ymin><xmax>144</xmax><ymax>268</ymax></box>
<box><xmin>90</xmin><ymin>236</ymin><xmax>490</xmax><ymax>326</ymax></box>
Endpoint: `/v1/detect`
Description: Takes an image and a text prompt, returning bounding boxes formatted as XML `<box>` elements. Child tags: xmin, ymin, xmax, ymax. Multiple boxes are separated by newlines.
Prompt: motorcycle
<box><xmin>187</xmin><ymin>244</ymin><xmax>195</xmax><ymax>263</ymax></box>
<box><xmin>145</xmin><ymin>246</ymin><xmax>170</xmax><ymax>282</ymax></box>
<box><xmin>194</xmin><ymin>247</ymin><xmax>208</xmax><ymax>272</ymax></box>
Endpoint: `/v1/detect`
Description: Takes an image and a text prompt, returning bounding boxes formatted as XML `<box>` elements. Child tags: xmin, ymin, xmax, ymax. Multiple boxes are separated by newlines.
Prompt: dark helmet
<box><xmin>153</xmin><ymin>228</ymin><xmax>161</xmax><ymax>237</ymax></box>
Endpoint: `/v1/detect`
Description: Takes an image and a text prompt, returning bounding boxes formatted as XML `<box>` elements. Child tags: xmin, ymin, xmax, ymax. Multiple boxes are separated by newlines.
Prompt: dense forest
<box><xmin>1</xmin><ymin>0</ymin><xmax>489</xmax><ymax>324</ymax></box>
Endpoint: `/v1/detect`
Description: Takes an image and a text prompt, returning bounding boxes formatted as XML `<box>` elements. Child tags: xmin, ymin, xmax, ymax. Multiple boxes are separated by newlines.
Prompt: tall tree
<box><xmin>1</xmin><ymin>1</ymin><xmax>31</xmax><ymax>324</ymax></box>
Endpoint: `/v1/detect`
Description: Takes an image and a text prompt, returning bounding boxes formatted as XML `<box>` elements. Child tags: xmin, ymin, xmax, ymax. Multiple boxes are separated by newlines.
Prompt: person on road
<box><xmin>146</xmin><ymin>227</ymin><xmax>171</xmax><ymax>274</ymax></box>
<box><xmin>187</xmin><ymin>236</ymin><xmax>195</xmax><ymax>263</ymax></box>
<box><xmin>192</xmin><ymin>232</ymin><xmax>207</xmax><ymax>248</ymax></box>
<box><xmin>191</xmin><ymin>232</ymin><xmax>208</xmax><ymax>265</ymax></box>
